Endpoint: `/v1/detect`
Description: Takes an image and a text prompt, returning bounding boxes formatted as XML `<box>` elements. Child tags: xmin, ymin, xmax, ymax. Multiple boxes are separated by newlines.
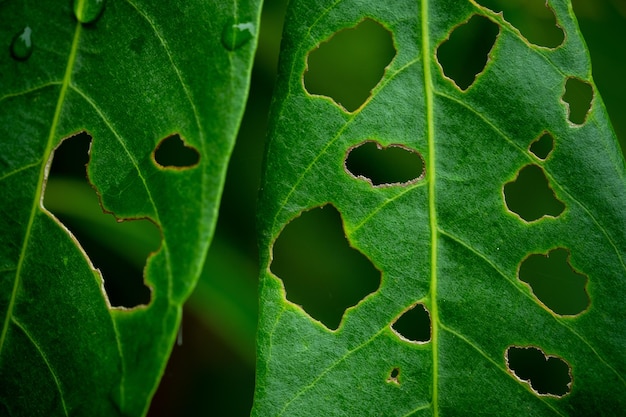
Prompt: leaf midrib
<box><xmin>0</xmin><ymin>20</ymin><xmax>83</xmax><ymax>417</ymax></box>
<box><xmin>421</xmin><ymin>0</ymin><xmax>439</xmax><ymax>415</ymax></box>
<box><xmin>0</xmin><ymin>21</ymin><xmax>83</xmax><ymax>356</ymax></box>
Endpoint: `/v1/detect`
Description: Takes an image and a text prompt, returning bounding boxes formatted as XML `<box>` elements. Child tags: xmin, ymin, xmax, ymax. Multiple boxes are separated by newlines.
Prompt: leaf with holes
<box><xmin>0</xmin><ymin>0</ymin><xmax>260</xmax><ymax>415</ymax></box>
<box><xmin>253</xmin><ymin>0</ymin><xmax>626</xmax><ymax>415</ymax></box>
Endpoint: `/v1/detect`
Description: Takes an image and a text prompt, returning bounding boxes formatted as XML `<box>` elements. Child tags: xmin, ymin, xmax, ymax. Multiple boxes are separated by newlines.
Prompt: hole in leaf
<box><xmin>344</xmin><ymin>141</ymin><xmax>425</xmax><ymax>186</ymax></box>
<box><xmin>518</xmin><ymin>248</ymin><xmax>590</xmax><ymax>316</ymax></box>
<box><xmin>562</xmin><ymin>77</ymin><xmax>594</xmax><ymax>125</ymax></box>
<box><xmin>391</xmin><ymin>303</ymin><xmax>431</xmax><ymax>343</ymax></box>
<box><xmin>475</xmin><ymin>0</ymin><xmax>564</xmax><ymax>48</ymax></box>
<box><xmin>303</xmin><ymin>18</ymin><xmax>396</xmax><ymax>112</ymax></box>
<box><xmin>387</xmin><ymin>367</ymin><xmax>400</xmax><ymax>384</ymax></box>
<box><xmin>529</xmin><ymin>132</ymin><xmax>554</xmax><ymax>160</ymax></box>
<box><xmin>436</xmin><ymin>14</ymin><xmax>499</xmax><ymax>91</ymax></box>
<box><xmin>43</xmin><ymin>132</ymin><xmax>161</xmax><ymax>308</ymax></box>
<box><xmin>506</xmin><ymin>346</ymin><xmax>572</xmax><ymax>397</ymax></box>
<box><xmin>270</xmin><ymin>205</ymin><xmax>381</xmax><ymax>330</ymax></box>
<box><xmin>503</xmin><ymin>164</ymin><xmax>565</xmax><ymax>222</ymax></box>
<box><xmin>153</xmin><ymin>134</ymin><xmax>200</xmax><ymax>169</ymax></box>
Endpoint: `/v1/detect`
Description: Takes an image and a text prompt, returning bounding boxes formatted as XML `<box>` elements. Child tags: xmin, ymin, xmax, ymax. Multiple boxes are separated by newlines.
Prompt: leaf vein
<box><xmin>439</xmin><ymin>323</ymin><xmax>566</xmax><ymax>417</ymax></box>
<box><xmin>11</xmin><ymin>317</ymin><xmax>69</xmax><ymax>416</ymax></box>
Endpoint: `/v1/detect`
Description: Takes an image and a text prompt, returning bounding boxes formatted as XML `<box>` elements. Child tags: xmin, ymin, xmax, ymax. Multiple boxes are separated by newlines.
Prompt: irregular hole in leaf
<box><xmin>505</xmin><ymin>346</ymin><xmax>572</xmax><ymax>397</ymax></box>
<box><xmin>436</xmin><ymin>14</ymin><xmax>499</xmax><ymax>91</ymax></box>
<box><xmin>529</xmin><ymin>131</ymin><xmax>554</xmax><ymax>160</ymax></box>
<box><xmin>153</xmin><ymin>134</ymin><xmax>200</xmax><ymax>169</ymax></box>
<box><xmin>270</xmin><ymin>204</ymin><xmax>381</xmax><ymax>330</ymax></box>
<box><xmin>475</xmin><ymin>0</ymin><xmax>564</xmax><ymax>48</ymax></box>
<box><xmin>344</xmin><ymin>141</ymin><xmax>425</xmax><ymax>187</ymax></box>
<box><xmin>518</xmin><ymin>248</ymin><xmax>590</xmax><ymax>316</ymax></box>
<box><xmin>503</xmin><ymin>164</ymin><xmax>565</xmax><ymax>222</ymax></box>
<box><xmin>43</xmin><ymin>132</ymin><xmax>161</xmax><ymax>308</ymax></box>
<box><xmin>303</xmin><ymin>18</ymin><xmax>396</xmax><ymax>112</ymax></box>
<box><xmin>387</xmin><ymin>367</ymin><xmax>400</xmax><ymax>384</ymax></box>
<box><xmin>391</xmin><ymin>303</ymin><xmax>431</xmax><ymax>343</ymax></box>
<box><xmin>562</xmin><ymin>77</ymin><xmax>594</xmax><ymax>125</ymax></box>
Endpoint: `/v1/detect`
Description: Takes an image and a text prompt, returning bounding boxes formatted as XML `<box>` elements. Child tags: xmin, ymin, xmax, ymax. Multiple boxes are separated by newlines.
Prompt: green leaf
<box><xmin>0</xmin><ymin>0</ymin><xmax>261</xmax><ymax>415</ymax></box>
<box><xmin>253</xmin><ymin>1</ymin><xmax>626</xmax><ymax>415</ymax></box>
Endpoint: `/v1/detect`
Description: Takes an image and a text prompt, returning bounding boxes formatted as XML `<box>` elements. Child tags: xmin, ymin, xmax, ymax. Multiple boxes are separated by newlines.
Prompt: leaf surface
<box><xmin>253</xmin><ymin>1</ymin><xmax>626</xmax><ymax>415</ymax></box>
<box><xmin>0</xmin><ymin>0</ymin><xmax>261</xmax><ymax>415</ymax></box>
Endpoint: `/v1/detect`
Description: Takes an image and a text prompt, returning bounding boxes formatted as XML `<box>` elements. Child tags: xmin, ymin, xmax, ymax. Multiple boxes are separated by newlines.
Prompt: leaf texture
<box><xmin>0</xmin><ymin>0</ymin><xmax>261</xmax><ymax>415</ymax></box>
<box><xmin>253</xmin><ymin>1</ymin><xmax>626</xmax><ymax>415</ymax></box>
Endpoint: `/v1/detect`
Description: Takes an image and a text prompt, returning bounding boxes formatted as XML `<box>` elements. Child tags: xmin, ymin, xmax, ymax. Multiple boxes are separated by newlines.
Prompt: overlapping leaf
<box><xmin>0</xmin><ymin>0</ymin><xmax>261</xmax><ymax>415</ymax></box>
<box><xmin>253</xmin><ymin>0</ymin><xmax>626</xmax><ymax>415</ymax></box>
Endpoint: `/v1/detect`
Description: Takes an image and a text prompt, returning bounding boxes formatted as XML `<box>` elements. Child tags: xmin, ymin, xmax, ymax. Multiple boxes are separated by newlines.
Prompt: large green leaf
<box><xmin>0</xmin><ymin>0</ymin><xmax>261</xmax><ymax>415</ymax></box>
<box><xmin>253</xmin><ymin>0</ymin><xmax>625</xmax><ymax>415</ymax></box>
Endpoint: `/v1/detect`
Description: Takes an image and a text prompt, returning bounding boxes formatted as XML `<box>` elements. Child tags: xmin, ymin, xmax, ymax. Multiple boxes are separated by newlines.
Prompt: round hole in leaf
<box><xmin>387</xmin><ymin>367</ymin><xmax>400</xmax><ymax>384</ymax></box>
<box><xmin>436</xmin><ymin>14</ymin><xmax>499</xmax><ymax>91</ymax></box>
<box><xmin>153</xmin><ymin>134</ymin><xmax>200</xmax><ymax>169</ymax></box>
<box><xmin>506</xmin><ymin>346</ymin><xmax>572</xmax><ymax>397</ymax></box>
<box><xmin>529</xmin><ymin>132</ymin><xmax>554</xmax><ymax>160</ymax></box>
<box><xmin>391</xmin><ymin>303</ymin><xmax>431</xmax><ymax>343</ymax></box>
<box><xmin>476</xmin><ymin>0</ymin><xmax>564</xmax><ymax>48</ymax></box>
<box><xmin>270</xmin><ymin>205</ymin><xmax>381</xmax><ymax>330</ymax></box>
<box><xmin>503</xmin><ymin>164</ymin><xmax>565</xmax><ymax>222</ymax></box>
<box><xmin>304</xmin><ymin>18</ymin><xmax>396</xmax><ymax>112</ymax></box>
<box><xmin>43</xmin><ymin>132</ymin><xmax>161</xmax><ymax>308</ymax></box>
<box><xmin>518</xmin><ymin>248</ymin><xmax>590</xmax><ymax>316</ymax></box>
<box><xmin>345</xmin><ymin>141</ymin><xmax>425</xmax><ymax>186</ymax></box>
<box><xmin>562</xmin><ymin>77</ymin><xmax>594</xmax><ymax>125</ymax></box>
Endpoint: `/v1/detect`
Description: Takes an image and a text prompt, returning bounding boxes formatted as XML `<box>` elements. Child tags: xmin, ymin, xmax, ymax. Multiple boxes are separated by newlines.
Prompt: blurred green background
<box><xmin>41</xmin><ymin>0</ymin><xmax>625</xmax><ymax>415</ymax></box>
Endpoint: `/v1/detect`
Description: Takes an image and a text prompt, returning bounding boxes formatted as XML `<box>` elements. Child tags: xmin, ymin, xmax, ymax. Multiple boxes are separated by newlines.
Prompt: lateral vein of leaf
<box><xmin>262</xmin><ymin>301</ymin><xmax>286</xmax><ymax>393</ymax></box>
<box><xmin>422</xmin><ymin>1</ymin><xmax>439</xmax><ymax>415</ymax></box>
<box><xmin>436</xmin><ymin>91</ymin><xmax>626</xmax><ymax>271</ymax></box>
<box><xmin>349</xmin><ymin>183</ymin><xmax>422</xmax><ymax>234</ymax></box>
<box><xmin>276</xmin><ymin>0</ymin><xmax>341</xmax><ymax>121</ymax></box>
<box><xmin>0</xmin><ymin>22</ymin><xmax>82</xmax><ymax>358</ymax></box>
<box><xmin>440</xmin><ymin>323</ymin><xmax>567</xmax><ymax>417</ymax></box>
<box><xmin>468</xmin><ymin>0</ymin><xmax>570</xmax><ymax>79</ymax></box>
<box><xmin>0</xmin><ymin>82</ymin><xmax>62</xmax><ymax>104</ymax></box>
<box><xmin>276</xmin><ymin>325</ymin><xmax>387</xmax><ymax>416</ymax></box>
<box><xmin>439</xmin><ymin>228</ymin><xmax>626</xmax><ymax>386</ymax></box>
<box><xmin>69</xmin><ymin>84</ymin><xmax>175</xmax><ymax>410</ymax></box>
<box><xmin>70</xmin><ymin>85</ymin><xmax>174</xmax><ymax>286</ymax></box>
<box><xmin>12</xmin><ymin>317</ymin><xmax>69</xmax><ymax>416</ymax></box>
<box><xmin>272</xmin><ymin>57</ymin><xmax>419</xmax><ymax>234</ymax></box>
<box><xmin>400</xmin><ymin>402</ymin><xmax>432</xmax><ymax>417</ymax></box>
<box><xmin>0</xmin><ymin>160</ymin><xmax>42</xmax><ymax>182</ymax></box>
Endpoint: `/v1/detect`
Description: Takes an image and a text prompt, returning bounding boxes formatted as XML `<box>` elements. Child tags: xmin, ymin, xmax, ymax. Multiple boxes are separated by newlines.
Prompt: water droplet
<box><xmin>10</xmin><ymin>26</ymin><xmax>33</xmax><ymax>61</ymax></box>
<box><xmin>73</xmin><ymin>0</ymin><xmax>106</xmax><ymax>24</ymax></box>
<box><xmin>221</xmin><ymin>19</ymin><xmax>255</xmax><ymax>51</ymax></box>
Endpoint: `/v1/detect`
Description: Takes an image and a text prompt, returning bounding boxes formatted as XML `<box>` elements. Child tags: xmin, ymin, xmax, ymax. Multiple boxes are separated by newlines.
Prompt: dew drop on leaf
<box><xmin>303</xmin><ymin>18</ymin><xmax>395</xmax><ymax>112</ymax></box>
<box><xmin>153</xmin><ymin>134</ymin><xmax>200</xmax><ymax>169</ymax></box>
<box><xmin>270</xmin><ymin>205</ymin><xmax>381</xmax><ymax>330</ymax></box>
<box><xmin>528</xmin><ymin>132</ymin><xmax>554</xmax><ymax>160</ymax></box>
<box><xmin>73</xmin><ymin>0</ymin><xmax>106</xmax><ymax>24</ymax></box>
<box><xmin>345</xmin><ymin>140</ymin><xmax>424</xmax><ymax>186</ymax></box>
<box><xmin>10</xmin><ymin>26</ymin><xmax>33</xmax><ymax>61</ymax></box>
<box><xmin>476</xmin><ymin>0</ymin><xmax>564</xmax><ymax>48</ymax></box>
<box><xmin>562</xmin><ymin>77</ymin><xmax>594</xmax><ymax>125</ymax></box>
<box><xmin>503</xmin><ymin>164</ymin><xmax>565</xmax><ymax>222</ymax></box>
<box><xmin>221</xmin><ymin>19</ymin><xmax>256</xmax><ymax>51</ymax></box>
<box><xmin>436</xmin><ymin>14</ymin><xmax>499</xmax><ymax>91</ymax></box>
<box><xmin>518</xmin><ymin>248</ymin><xmax>590</xmax><ymax>316</ymax></box>
<box><xmin>391</xmin><ymin>303</ymin><xmax>431</xmax><ymax>343</ymax></box>
<box><xmin>506</xmin><ymin>346</ymin><xmax>571</xmax><ymax>397</ymax></box>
